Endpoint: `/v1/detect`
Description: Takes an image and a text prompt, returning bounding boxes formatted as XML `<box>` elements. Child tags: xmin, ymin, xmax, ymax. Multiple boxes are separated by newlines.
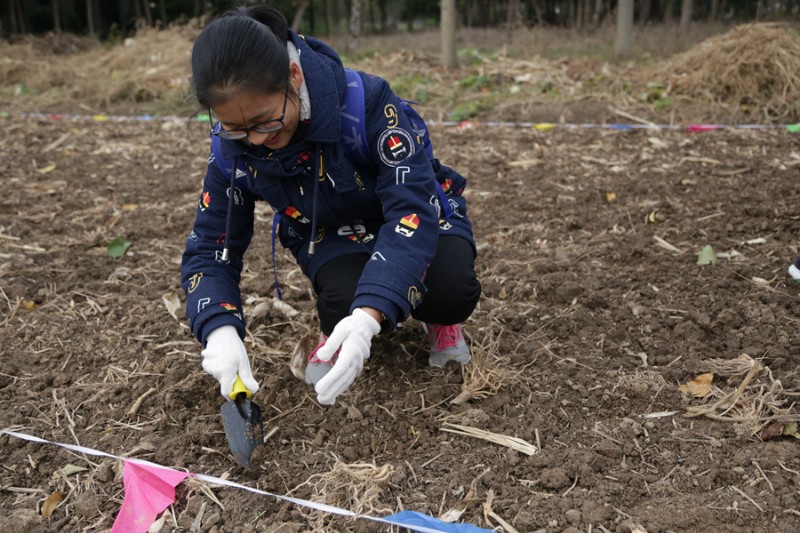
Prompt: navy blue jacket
<box><xmin>181</xmin><ymin>32</ymin><xmax>474</xmax><ymax>345</ymax></box>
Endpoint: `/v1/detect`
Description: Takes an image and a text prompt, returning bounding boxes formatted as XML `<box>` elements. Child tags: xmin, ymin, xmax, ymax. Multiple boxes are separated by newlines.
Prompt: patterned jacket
<box><xmin>181</xmin><ymin>31</ymin><xmax>474</xmax><ymax>345</ymax></box>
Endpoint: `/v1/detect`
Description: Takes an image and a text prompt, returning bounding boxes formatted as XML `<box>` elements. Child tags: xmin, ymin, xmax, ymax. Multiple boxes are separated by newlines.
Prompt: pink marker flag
<box><xmin>111</xmin><ymin>460</ymin><xmax>191</xmax><ymax>533</ymax></box>
<box><xmin>687</xmin><ymin>124</ymin><xmax>722</xmax><ymax>132</ymax></box>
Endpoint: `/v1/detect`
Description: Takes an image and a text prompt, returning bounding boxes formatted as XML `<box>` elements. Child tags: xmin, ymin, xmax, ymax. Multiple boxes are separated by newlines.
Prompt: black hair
<box><xmin>191</xmin><ymin>5</ymin><xmax>290</xmax><ymax>108</ymax></box>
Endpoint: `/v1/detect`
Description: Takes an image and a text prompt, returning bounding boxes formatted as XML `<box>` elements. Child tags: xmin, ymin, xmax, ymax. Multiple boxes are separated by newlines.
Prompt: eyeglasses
<box><xmin>212</xmin><ymin>79</ymin><xmax>290</xmax><ymax>140</ymax></box>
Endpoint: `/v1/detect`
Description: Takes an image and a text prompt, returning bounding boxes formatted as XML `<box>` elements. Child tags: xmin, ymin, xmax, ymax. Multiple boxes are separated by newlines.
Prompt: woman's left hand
<box><xmin>314</xmin><ymin>308</ymin><xmax>381</xmax><ymax>405</ymax></box>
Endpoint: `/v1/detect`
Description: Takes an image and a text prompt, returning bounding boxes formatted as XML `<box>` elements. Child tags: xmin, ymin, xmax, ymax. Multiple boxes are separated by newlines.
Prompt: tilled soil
<box><xmin>1</xmin><ymin>116</ymin><xmax>799</xmax><ymax>532</ymax></box>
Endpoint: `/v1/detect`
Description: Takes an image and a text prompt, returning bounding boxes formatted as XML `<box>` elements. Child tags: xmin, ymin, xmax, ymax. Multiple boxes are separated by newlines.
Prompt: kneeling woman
<box><xmin>181</xmin><ymin>5</ymin><xmax>481</xmax><ymax>406</ymax></box>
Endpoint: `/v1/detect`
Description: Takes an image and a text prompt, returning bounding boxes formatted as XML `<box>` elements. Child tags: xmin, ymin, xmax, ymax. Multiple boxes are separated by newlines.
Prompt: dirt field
<box><xmin>2</xmin><ymin>23</ymin><xmax>800</xmax><ymax>533</ymax></box>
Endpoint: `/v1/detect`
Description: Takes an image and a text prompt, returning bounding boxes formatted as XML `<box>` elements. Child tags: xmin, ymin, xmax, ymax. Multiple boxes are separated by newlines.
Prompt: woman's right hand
<box><xmin>201</xmin><ymin>325</ymin><xmax>260</xmax><ymax>399</ymax></box>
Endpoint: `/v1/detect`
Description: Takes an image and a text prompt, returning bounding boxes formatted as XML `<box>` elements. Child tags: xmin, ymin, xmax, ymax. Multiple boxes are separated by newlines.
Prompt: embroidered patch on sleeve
<box><xmin>395</xmin><ymin>213</ymin><xmax>420</xmax><ymax>237</ymax></box>
<box><xmin>378</xmin><ymin>129</ymin><xmax>415</xmax><ymax>166</ymax></box>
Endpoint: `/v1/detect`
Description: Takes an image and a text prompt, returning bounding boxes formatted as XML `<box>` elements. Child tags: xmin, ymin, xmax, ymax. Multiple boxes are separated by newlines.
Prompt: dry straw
<box><xmin>683</xmin><ymin>353</ymin><xmax>797</xmax><ymax>435</ymax></box>
<box><xmin>440</xmin><ymin>423</ymin><xmax>538</xmax><ymax>456</ymax></box>
<box><xmin>650</xmin><ymin>23</ymin><xmax>800</xmax><ymax>120</ymax></box>
<box><xmin>291</xmin><ymin>458</ymin><xmax>394</xmax><ymax>529</ymax></box>
<box><xmin>451</xmin><ymin>327</ymin><xmax>519</xmax><ymax>405</ymax></box>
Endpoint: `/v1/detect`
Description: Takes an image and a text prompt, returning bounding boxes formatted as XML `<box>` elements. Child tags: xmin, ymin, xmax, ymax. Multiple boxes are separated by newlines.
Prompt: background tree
<box><xmin>679</xmin><ymin>0</ymin><xmax>693</xmax><ymax>34</ymax></box>
<box><xmin>614</xmin><ymin>0</ymin><xmax>635</xmax><ymax>58</ymax></box>
<box><xmin>85</xmin><ymin>0</ymin><xmax>94</xmax><ymax>35</ymax></box>
<box><xmin>441</xmin><ymin>0</ymin><xmax>457</xmax><ymax>68</ymax></box>
<box><xmin>1</xmin><ymin>0</ymin><xmax>799</xmax><ymax>40</ymax></box>
<box><xmin>51</xmin><ymin>0</ymin><xmax>60</xmax><ymax>33</ymax></box>
<box><xmin>291</xmin><ymin>0</ymin><xmax>310</xmax><ymax>32</ymax></box>
<box><xmin>347</xmin><ymin>0</ymin><xmax>362</xmax><ymax>50</ymax></box>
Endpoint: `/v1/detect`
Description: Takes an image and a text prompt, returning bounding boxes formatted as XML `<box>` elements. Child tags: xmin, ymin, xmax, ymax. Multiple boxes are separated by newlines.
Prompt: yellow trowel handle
<box><xmin>230</xmin><ymin>375</ymin><xmax>253</xmax><ymax>401</ymax></box>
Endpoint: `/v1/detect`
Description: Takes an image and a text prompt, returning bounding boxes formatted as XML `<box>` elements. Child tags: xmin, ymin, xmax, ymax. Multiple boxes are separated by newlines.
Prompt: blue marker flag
<box><xmin>384</xmin><ymin>510</ymin><xmax>493</xmax><ymax>532</ymax></box>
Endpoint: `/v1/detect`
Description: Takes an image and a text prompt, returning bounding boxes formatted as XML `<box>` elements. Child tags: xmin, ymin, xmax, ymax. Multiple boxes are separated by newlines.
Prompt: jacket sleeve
<box><xmin>350</xmin><ymin>74</ymin><xmax>440</xmax><ymax>328</ymax></box>
<box><xmin>181</xmin><ymin>156</ymin><xmax>255</xmax><ymax>346</ymax></box>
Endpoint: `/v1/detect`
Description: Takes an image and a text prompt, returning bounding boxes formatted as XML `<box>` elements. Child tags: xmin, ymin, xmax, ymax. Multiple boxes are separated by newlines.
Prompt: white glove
<box><xmin>314</xmin><ymin>308</ymin><xmax>381</xmax><ymax>405</ymax></box>
<box><xmin>201</xmin><ymin>325</ymin><xmax>260</xmax><ymax>399</ymax></box>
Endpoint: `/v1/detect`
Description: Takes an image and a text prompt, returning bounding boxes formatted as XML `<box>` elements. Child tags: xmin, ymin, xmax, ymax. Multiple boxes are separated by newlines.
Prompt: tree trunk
<box><xmin>323</xmin><ymin>0</ymin><xmax>334</xmax><ymax>36</ymax></box>
<box><xmin>679</xmin><ymin>0</ymin><xmax>692</xmax><ymax>34</ymax></box>
<box><xmin>134</xmin><ymin>0</ymin><xmax>142</xmax><ymax>23</ymax></box>
<box><xmin>592</xmin><ymin>0</ymin><xmax>603</xmax><ymax>27</ymax></box>
<box><xmin>531</xmin><ymin>0</ymin><xmax>543</xmax><ymax>25</ymax></box>
<box><xmin>86</xmin><ymin>0</ymin><xmax>95</xmax><ymax>35</ymax></box>
<box><xmin>158</xmin><ymin>0</ymin><xmax>167</xmax><ymax>26</ymax></box>
<box><xmin>507</xmin><ymin>0</ymin><xmax>523</xmax><ymax>29</ymax></box>
<box><xmin>574</xmin><ymin>0</ymin><xmax>582</xmax><ymax>29</ymax></box>
<box><xmin>52</xmin><ymin>0</ymin><xmax>61</xmax><ymax>33</ymax></box>
<box><xmin>756</xmin><ymin>0</ymin><xmax>768</xmax><ymax>20</ymax></box>
<box><xmin>291</xmin><ymin>0</ymin><xmax>310</xmax><ymax>33</ymax></box>
<box><xmin>142</xmin><ymin>0</ymin><xmax>153</xmax><ymax>27</ymax></box>
<box><xmin>9</xmin><ymin>0</ymin><xmax>18</xmax><ymax>34</ymax></box>
<box><xmin>193</xmin><ymin>0</ymin><xmax>203</xmax><ymax>18</ymax></box>
<box><xmin>614</xmin><ymin>0</ymin><xmax>634</xmax><ymax>59</ymax></box>
<box><xmin>664</xmin><ymin>0</ymin><xmax>675</xmax><ymax>21</ymax></box>
<box><xmin>366</xmin><ymin>0</ymin><xmax>375</xmax><ymax>33</ymax></box>
<box><xmin>639</xmin><ymin>0</ymin><xmax>652</xmax><ymax>24</ymax></box>
<box><xmin>441</xmin><ymin>0</ymin><xmax>458</xmax><ymax>68</ymax></box>
<box><xmin>347</xmin><ymin>0</ymin><xmax>362</xmax><ymax>50</ymax></box>
<box><xmin>376</xmin><ymin>0</ymin><xmax>387</xmax><ymax>32</ymax></box>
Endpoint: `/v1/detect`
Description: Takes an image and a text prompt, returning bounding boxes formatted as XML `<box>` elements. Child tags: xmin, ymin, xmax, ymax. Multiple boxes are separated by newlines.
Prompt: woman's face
<box><xmin>212</xmin><ymin>62</ymin><xmax>303</xmax><ymax>150</ymax></box>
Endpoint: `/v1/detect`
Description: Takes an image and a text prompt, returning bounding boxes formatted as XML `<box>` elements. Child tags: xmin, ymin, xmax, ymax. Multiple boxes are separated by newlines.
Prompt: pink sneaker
<box><xmin>426</xmin><ymin>323</ymin><xmax>471</xmax><ymax>367</ymax></box>
<box><xmin>304</xmin><ymin>335</ymin><xmax>340</xmax><ymax>385</ymax></box>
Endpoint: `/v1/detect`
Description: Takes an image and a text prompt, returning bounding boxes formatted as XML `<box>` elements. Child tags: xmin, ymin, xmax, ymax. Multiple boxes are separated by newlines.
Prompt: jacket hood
<box><xmin>289</xmin><ymin>30</ymin><xmax>347</xmax><ymax>144</ymax></box>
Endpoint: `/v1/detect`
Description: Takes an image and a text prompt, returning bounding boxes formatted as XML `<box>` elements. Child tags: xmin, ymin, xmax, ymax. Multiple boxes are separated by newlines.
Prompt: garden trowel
<box><xmin>220</xmin><ymin>376</ymin><xmax>263</xmax><ymax>468</ymax></box>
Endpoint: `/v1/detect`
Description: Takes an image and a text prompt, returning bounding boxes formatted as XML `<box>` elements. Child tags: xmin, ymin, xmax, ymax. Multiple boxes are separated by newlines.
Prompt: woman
<box><xmin>181</xmin><ymin>5</ymin><xmax>480</xmax><ymax>406</ymax></box>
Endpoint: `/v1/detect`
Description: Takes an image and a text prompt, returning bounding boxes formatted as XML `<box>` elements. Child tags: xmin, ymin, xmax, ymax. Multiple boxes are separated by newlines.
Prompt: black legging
<box><xmin>315</xmin><ymin>235</ymin><xmax>481</xmax><ymax>335</ymax></box>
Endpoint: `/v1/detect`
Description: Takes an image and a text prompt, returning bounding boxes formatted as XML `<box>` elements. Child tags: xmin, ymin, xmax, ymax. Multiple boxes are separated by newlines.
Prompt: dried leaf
<box><xmin>148</xmin><ymin>509</ymin><xmax>169</xmax><ymax>533</ymax></box>
<box><xmin>162</xmin><ymin>292</ymin><xmax>181</xmax><ymax>320</ymax></box>
<box><xmin>679</xmin><ymin>372</ymin><xmax>714</xmax><ymax>398</ymax></box>
<box><xmin>121</xmin><ymin>203</ymin><xmax>139</xmax><ymax>211</ymax></box>
<box><xmin>53</xmin><ymin>464</ymin><xmax>88</xmax><ymax>477</ymax></box>
<box><xmin>249</xmin><ymin>302</ymin><xmax>271</xmax><ymax>319</ymax></box>
<box><xmin>41</xmin><ymin>491</ymin><xmax>65</xmax><ymax>517</ymax></box>
<box><xmin>272</xmin><ymin>298</ymin><xmax>299</xmax><ymax>319</ymax></box>
<box><xmin>605</xmin><ymin>191</ymin><xmax>617</xmax><ymax>203</ymax></box>
<box><xmin>758</xmin><ymin>421</ymin><xmax>786</xmax><ymax>441</ymax></box>
<box><xmin>36</xmin><ymin>163</ymin><xmax>57</xmax><ymax>174</ymax></box>
<box><xmin>439</xmin><ymin>507</ymin><xmax>467</xmax><ymax>523</ymax></box>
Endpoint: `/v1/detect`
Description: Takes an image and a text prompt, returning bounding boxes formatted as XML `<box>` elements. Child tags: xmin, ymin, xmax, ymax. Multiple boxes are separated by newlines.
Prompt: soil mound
<box><xmin>649</xmin><ymin>23</ymin><xmax>800</xmax><ymax>121</ymax></box>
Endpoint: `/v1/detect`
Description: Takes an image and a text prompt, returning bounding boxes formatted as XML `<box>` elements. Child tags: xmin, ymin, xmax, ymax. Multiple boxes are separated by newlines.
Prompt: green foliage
<box><xmin>14</xmin><ymin>84</ymin><xmax>37</xmax><ymax>96</ymax></box>
<box><xmin>458</xmin><ymin>74</ymin><xmax>493</xmax><ymax>91</ymax></box>
<box><xmin>391</xmin><ymin>75</ymin><xmax>434</xmax><ymax>104</ymax></box>
<box><xmin>644</xmin><ymin>82</ymin><xmax>671</xmax><ymax>111</ymax></box>
<box><xmin>105</xmin><ymin>23</ymin><xmax>124</xmax><ymax>47</ymax></box>
<box><xmin>538</xmin><ymin>79</ymin><xmax>559</xmax><ymax>95</ymax></box>
<box><xmin>697</xmin><ymin>245</ymin><xmax>718</xmax><ymax>266</ymax></box>
<box><xmin>450</xmin><ymin>97</ymin><xmax>495</xmax><ymax>122</ymax></box>
<box><xmin>458</xmin><ymin>48</ymin><xmax>488</xmax><ymax>66</ymax></box>
<box><xmin>581</xmin><ymin>72</ymin><xmax>609</xmax><ymax>89</ymax></box>
<box><xmin>107</xmin><ymin>237</ymin><xmax>131</xmax><ymax>259</ymax></box>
